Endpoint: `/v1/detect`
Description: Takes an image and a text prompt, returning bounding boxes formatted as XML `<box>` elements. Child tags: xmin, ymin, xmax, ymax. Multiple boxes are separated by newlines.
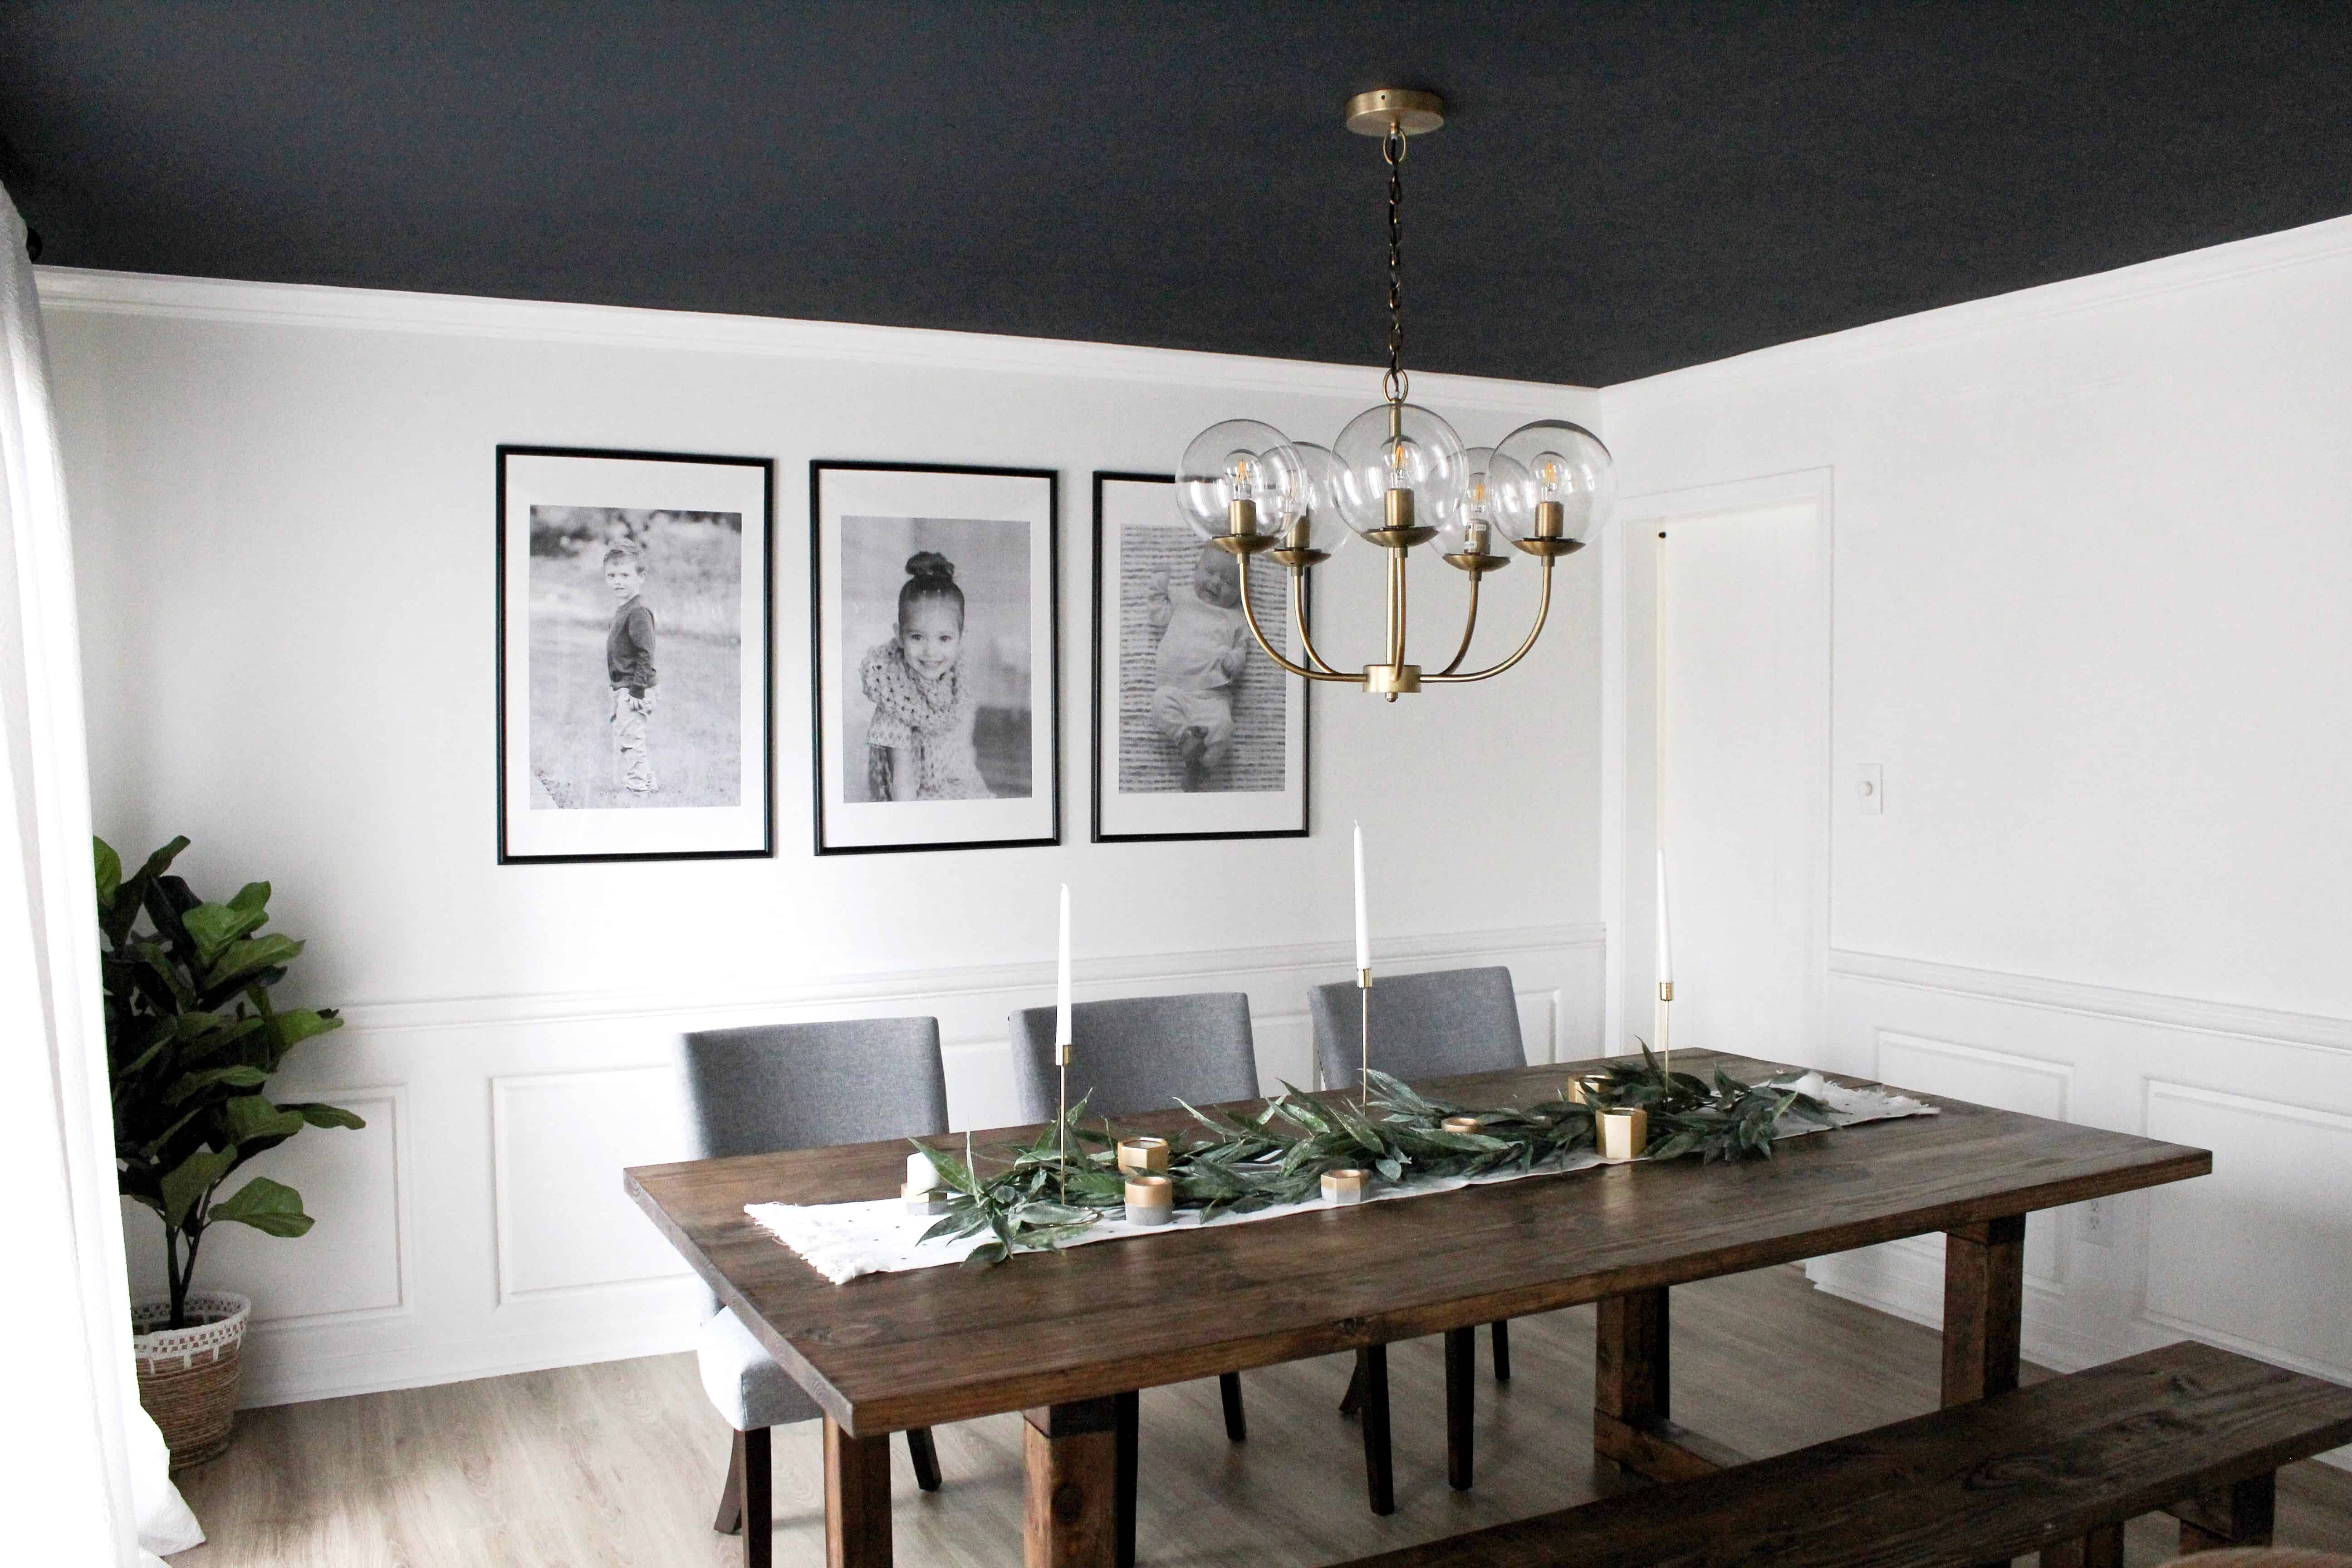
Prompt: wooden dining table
<box><xmin>625</xmin><ymin>1049</ymin><xmax>2211</xmax><ymax>1568</ymax></box>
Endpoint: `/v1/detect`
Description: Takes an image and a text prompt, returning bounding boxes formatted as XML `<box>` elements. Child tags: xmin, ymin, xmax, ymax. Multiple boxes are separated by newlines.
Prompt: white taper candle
<box><xmin>1056</xmin><ymin>883</ymin><xmax>1073</xmax><ymax>1046</ymax></box>
<box><xmin>1655</xmin><ymin>848</ymin><xmax>1674</xmax><ymax>986</ymax></box>
<box><xmin>1352</xmin><ymin>822</ymin><xmax>1370</xmax><ymax>974</ymax></box>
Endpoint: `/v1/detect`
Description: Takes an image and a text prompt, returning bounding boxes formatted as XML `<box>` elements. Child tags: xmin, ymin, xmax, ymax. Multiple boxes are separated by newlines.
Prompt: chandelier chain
<box><xmin>1382</xmin><ymin>123</ymin><xmax>1408</xmax><ymax>406</ymax></box>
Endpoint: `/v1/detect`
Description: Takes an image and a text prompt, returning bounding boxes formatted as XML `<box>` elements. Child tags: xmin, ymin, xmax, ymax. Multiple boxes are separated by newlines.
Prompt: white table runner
<box><xmin>747</xmin><ymin>1072</ymin><xmax>1936</xmax><ymax>1284</ymax></box>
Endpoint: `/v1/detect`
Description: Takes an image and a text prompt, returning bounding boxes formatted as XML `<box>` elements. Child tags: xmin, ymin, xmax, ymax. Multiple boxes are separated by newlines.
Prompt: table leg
<box><xmin>1357</xmin><ymin>1345</ymin><xmax>1394</xmax><ymax>1515</ymax></box>
<box><xmin>1024</xmin><ymin>1397</ymin><xmax>1121</xmax><ymax>1568</ymax></box>
<box><xmin>1592</xmin><ymin>1287</ymin><xmax>1747</xmax><ymax>1484</ymax></box>
<box><xmin>824</xmin><ymin>1416</ymin><xmax>890</xmax><ymax>1568</ymax></box>
<box><xmin>2041</xmin><ymin>1521</ymin><xmax>2123</xmax><ymax>1568</ymax></box>
<box><xmin>2173</xmin><ymin>1472</ymin><xmax>2276</xmax><ymax>1553</ymax></box>
<box><xmin>1114</xmin><ymin>1392</ymin><xmax>1138</xmax><ymax>1568</ymax></box>
<box><xmin>1940</xmin><ymin>1215</ymin><xmax>2025</xmax><ymax>1406</ymax></box>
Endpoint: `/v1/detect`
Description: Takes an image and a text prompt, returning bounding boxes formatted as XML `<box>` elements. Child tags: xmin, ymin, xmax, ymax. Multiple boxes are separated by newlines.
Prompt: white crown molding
<box><xmin>29</xmin><ymin>265</ymin><xmax>1596</xmax><ymax>417</ymax></box>
<box><xmin>1604</xmin><ymin>212</ymin><xmax>2352</xmax><ymax>415</ymax></box>
<box><xmin>337</xmin><ymin>921</ymin><xmax>1607</xmax><ymax>1034</ymax></box>
<box><xmin>1831</xmin><ymin>947</ymin><xmax>2352</xmax><ymax>1057</ymax></box>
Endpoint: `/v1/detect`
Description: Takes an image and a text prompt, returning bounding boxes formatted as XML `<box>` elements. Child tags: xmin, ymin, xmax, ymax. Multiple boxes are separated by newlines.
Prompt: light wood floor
<box><xmin>174</xmin><ymin>1266</ymin><xmax>2351</xmax><ymax>1567</ymax></box>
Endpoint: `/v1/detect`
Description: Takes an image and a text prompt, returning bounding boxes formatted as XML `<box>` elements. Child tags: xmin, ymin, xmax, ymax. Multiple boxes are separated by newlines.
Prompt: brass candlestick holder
<box><xmin>1056</xmin><ymin>1037</ymin><xmax>1071</xmax><ymax>1201</ymax></box>
<box><xmin>1656</xmin><ymin>980</ymin><xmax>1674</xmax><ymax>1088</ymax></box>
<box><xmin>1359</xmin><ymin>966</ymin><xmax>1373</xmax><ymax>1110</ymax></box>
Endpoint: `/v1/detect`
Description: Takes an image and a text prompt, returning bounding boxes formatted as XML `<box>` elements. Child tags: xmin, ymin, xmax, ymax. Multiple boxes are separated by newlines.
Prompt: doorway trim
<box><xmin>1598</xmin><ymin>467</ymin><xmax>1837</xmax><ymax>1060</ymax></box>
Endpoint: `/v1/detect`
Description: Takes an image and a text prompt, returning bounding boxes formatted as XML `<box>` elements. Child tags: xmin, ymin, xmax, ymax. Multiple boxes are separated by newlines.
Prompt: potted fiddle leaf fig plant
<box><xmin>98</xmin><ymin>835</ymin><xmax>364</xmax><ymax>1470</ymax></box>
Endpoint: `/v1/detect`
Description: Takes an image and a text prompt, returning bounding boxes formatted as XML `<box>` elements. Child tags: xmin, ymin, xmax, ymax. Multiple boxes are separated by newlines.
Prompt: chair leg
<box><xmin>1357</xmin><ymin>1345</ymin><xmax>1394</xmax><ymax>1516</ymax></box>
<box><xmin>1219</xmin><ymin>1372</ymin><xmax>1247</xmax><ymax>1441</ymax></box>
<box><xmin>1490</xmin><ymin>1319</ymin><xmax>1511</xmax><ymax>1382</ymax></box>
<box><xmin>1446</xmin><ymin>1326</ymin><xmax>1475</xmax><ymax>1491</ymax></box>
<box><xmin>1115</xmin><ymin>1391</ymin><xmax>1139</xmax><ymax>1568</ymax></box>
<box><xmin>713</xmin><ymin>1427</ymin><xmax>747</xmax><ymax>1534</ymax></box>
<box><xmin>741</xmin><ymin>1427</ymin><xmax>773</xmax><ymax>1568</ymax></box>
<box><xmin>1338</xmin><ymin>1361</ymin><xmax>1364</xmax><ymax>1417</ymax></box>
<box><xmin>905</xmin><ymin>1426</ymin><xmax>941</xmax><ymax>1492</ymax></box>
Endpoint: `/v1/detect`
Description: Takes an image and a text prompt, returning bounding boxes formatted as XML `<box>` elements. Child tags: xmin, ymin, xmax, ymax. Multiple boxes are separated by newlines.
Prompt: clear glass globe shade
<box><xmin>1176</xmin><ymin>419</ymin><xmax>1304</xmax><ymax>542</ymax></box>
<box><xmin>1435</xmin><ymin>448</ymin><xmax>1530</xmax><ymax>555</ymax></box>
<box><xmin>1274</xmin><ymin>441</ymin><xmax>1348</xmax><ymax>556</ymax></box>
<box><xmin>1330</xmin><ymin>402</ymin><xmax>1469</xmax><ymax>539</ymax></box>
<box><xmin>1489</xmin><ymin>419</ymin><xmax>1614</xmax><ymax>544</ymax></box>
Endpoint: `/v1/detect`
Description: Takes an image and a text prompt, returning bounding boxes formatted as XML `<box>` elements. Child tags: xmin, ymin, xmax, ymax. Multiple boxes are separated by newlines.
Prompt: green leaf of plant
<box><xmin>181</xmin><ymin>900</ymin><xmax>270</xmax><ymax>967</ymax></box>
<box><xmin>208</xmin><ymin>1175</ymin><xmax>313</xmax><ymax>1237</ymax></box>
<box><xmin>163</xmin><ymin>1064</ymin><xmax>270</xmax><ymax>1104</ymax></box>
<box><xmin>220</xmin><ymin>1094</ymin><xmax>307</xmax><ymax>1145</ymax></box>
<box><xmin>202</xmin><ymin>932</ymin><xmax>304</xmax><ymax>990</ymax></box>
<box><xmin>94</xmin><ymin>838</ymin><xmax>122</xmax><ymax>904</ymax></box>
<box><xmin>227</xmin><ymin>881</ymin><xmax>271</xmax><ymax>914</ymax></box>
<box><xmin>285</xmin><ymin>1102</ymin><xmax>366</xmax><ymax>1131</ymax></box>
<box><xmin>160</xmin><ymin>1147</ymin><xmax>237</xmax><ymax>1228</ymax></box>
<box><xmin>269</xmin><ymin>1008</ymin><xmax>342</xmax><ymax>1050</ymax></box>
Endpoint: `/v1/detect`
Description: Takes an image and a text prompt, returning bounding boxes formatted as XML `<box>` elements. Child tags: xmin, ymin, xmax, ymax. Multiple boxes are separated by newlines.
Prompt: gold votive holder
<box><xmin>1321</xmin><ymin>1168</ymin><xmax>1368</xmax><ymax>1206</ymax></box>
<box><xmin>902</xmin><ymin>1182</ymin><xmax>951</xmax><ymax>1215</ymax></box>
<box><xmin>1117</xmin><ymin>1136</ymin><xmax>1170</xmax><ymax>1174</ymax></box>
<box><xmin>1564</xmin><ymin>1074</ymin><xmax>1608</xmax><ymax>1105</ymax></box>
<box><xmin>1598</xmin><ymin>1106</ymin><xmax>1648</xmax><ymax>1161</ymax></box>
<box><xmin>1124</xmin><ymin>1173</ymin><xmax>1174</xmax><ymax>1226</ymax></box>
<box><xmin>1440</xmin><ymin>1115</ymin><xmax>1485</xmax><ymax>1136</ymax></box>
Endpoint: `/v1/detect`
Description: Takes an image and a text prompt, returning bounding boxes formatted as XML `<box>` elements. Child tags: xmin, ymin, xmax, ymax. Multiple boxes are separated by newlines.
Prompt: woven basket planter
<box><xmin>132</xmin><ymin>1292</ymin><xmax>251</xmax><ymax>1471</ymax></box>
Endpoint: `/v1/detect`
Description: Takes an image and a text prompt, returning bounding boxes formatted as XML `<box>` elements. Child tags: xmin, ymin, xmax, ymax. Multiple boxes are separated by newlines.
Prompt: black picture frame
<box><xmin>495</xmin><ymin>444</ymin><xmax>776</xmax><ymax>864</ymax></box>
<box><xmin>1090</xmin><ymin>470</ymin><xmax>1312</xmax><ymax>843</ymax></box>
<box><xmin>809</xmin><ymin>461</ymin><xmax>1061</xmax><ymax>855</ymax></box>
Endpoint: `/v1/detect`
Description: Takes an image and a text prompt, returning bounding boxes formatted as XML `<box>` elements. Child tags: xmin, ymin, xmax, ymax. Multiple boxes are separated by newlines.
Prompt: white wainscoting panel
<box><xmin>2143</xmin><ymin>1081</ymin><xmax>2352</xmax><ymax>1382</ymax></box>
<box><xmin>119</xmin><ymin>1086</ymin><xmax>409</xmax><ymax>1331</ymax></box>
<box><xmin>171</xmin><ymin>923</ymin><xmax>1599</xmax><ymax>1407</ymax></box>
<box><xmin>492</xmin><ymin>1068</ymin><xmax>697</xmax><ymax>1302</ymax></box>
<box><xmin>1808</xmin><ymin>951</ymin><xmax>2352</xmax><ymax>1468</ymax></box>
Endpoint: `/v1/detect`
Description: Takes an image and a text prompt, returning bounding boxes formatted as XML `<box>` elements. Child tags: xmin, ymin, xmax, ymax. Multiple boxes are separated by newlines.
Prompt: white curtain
<box><xmin>0</xmin><ymin>186</ymin><xmax>196</xmax><ymax>1562</ymax></box>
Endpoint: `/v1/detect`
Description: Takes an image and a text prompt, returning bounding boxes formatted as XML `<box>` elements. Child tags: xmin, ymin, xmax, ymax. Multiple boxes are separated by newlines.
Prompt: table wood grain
<box><xmin>625</xmin><ymin>1050</ymin><xmax>2210</xmax><ymax>1439</ymax></box>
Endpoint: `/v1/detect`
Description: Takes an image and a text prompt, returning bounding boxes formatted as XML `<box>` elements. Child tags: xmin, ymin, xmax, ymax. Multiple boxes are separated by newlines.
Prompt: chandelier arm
<box><xmin>1237</xmin><ymin>553</ymin><xmax>1357</xmax><ymax>682</ymax></box>
<box><xmin>1290</xmin><ymin>570</ymin><xmax>1346</xmax><ymax>676</ymax></box>
<box><xmin>1424</xmin><ymin>556</ymin><xmax>1554</xmax><ymax>683</ymax></box>
<box><xmin>1433</xmin><ymin>570</ymin><xmax>1483</xmax><ymax>677</ymax></box>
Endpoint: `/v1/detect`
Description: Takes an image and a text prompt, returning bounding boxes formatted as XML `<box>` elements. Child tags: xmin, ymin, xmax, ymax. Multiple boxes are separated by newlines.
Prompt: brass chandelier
<box><xmin>1176</xmin><ymin>88</ymin><xmax>1613</xmax><ymax>700</ymax></box>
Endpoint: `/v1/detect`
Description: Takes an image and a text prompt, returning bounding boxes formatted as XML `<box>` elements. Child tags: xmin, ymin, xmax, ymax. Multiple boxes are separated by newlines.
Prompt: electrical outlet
<box><xmin>1857</xmin><ymin>764</ymin><xmax>1885</xmax><ymax>814</ymax></box>
<box><xmin>2080</xmin><ymin>1195</ymin><xmax>2116</xmax><ymax>1249</ymax></box>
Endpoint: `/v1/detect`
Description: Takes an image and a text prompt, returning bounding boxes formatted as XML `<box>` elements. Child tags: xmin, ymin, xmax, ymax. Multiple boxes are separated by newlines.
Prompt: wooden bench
<box><xmin>1328</xmin><ymin>1342</ymin><xmax>2352</xmax><ymax>1568</ymax></box>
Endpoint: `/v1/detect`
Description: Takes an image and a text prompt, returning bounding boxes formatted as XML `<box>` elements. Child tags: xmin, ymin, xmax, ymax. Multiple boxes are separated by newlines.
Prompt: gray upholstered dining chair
<box><xmin>683</xmin><ymin>1018</ymin><xmax>951</xmax><ymax>1568</ymax></box>
<box><xmin>1008</xmin><ymin>992</ymin><xmax>1259</xmax><ymax>1445</ymax></box>
<box><xmin>1009</xmin><ymin>992</ymin><xmax>1269</xmax><ymax>1555</ymax></box>
<box><xmin>1308</xmin><ymin>964</ymin><xmax>1526</xmax><ymax>1501</ymax></box>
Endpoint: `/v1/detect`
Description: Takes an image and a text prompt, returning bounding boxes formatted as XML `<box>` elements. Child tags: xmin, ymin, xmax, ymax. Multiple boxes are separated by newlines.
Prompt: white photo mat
<box><xmin>497</xmin><ymin>448</ymin><xmax>771</xmax><ymax>861</ymax></box>
<box><xmin>812</xmin><ymin>465</ymin><xmax>1059</xmax><ymax>853</ymax></box>
<box><xmin>748</xmin><ymin>1073</ymin><xmax>1937</xmax><ymax>1285</ymax></box>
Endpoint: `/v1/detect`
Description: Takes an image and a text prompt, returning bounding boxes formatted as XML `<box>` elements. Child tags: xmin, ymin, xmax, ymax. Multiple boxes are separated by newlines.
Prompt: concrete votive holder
<box><xmin>1599</xmin><ymin>1106</ymin><xmax>1649</xmax><ymax>1161</ymax></box>
<box><xmin>1124</xmin><ymin>1174</ymin><xmax>1174</xmax><ymax>1226</ymax></box>
<box><xmin>1321</xmin><ymin>1168</ymin><xmax>1368</xmax><ymax>1206</ymax></box>
<box><xmin>902</xmin><ymin>1183</ymin><xmax>951</xmax><ymax>1215</ymax></box>
<box><xmin>1117</xmin><ymin>1137</ymin><xmax>1170</xmax><ymax>1174</ymax></box>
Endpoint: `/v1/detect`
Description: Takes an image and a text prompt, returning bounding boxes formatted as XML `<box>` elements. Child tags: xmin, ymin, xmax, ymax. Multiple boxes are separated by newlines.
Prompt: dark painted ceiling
<box><xmin>5</xmin><ymin>2</ymin><xmax>2350</xmax><ymax>386</ymax></box>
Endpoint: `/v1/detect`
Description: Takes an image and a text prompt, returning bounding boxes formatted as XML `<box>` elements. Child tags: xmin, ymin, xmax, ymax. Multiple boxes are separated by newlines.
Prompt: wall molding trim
<box><xmin>1604</xmin><ymin>212</ymin><xmax>2352</xmax><ymax>414</ymax></box>
<box><xmin>1831</xmin><ymin>948</ymin><xmax>2352</xmax><ymax>1058</ymax></box>
<box><xmin>31</xmin><ymin>265</ymin><xmax>1594</xmax><ymax>416</ymax></box>
<box><xmin>336</xmin><ymin>922</ymin><xmax>1608</xmax><ymax>1036</ymax></box>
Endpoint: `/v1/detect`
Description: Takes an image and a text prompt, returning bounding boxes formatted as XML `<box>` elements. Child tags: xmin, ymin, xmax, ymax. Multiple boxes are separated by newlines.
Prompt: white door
<box><xmin>1656</xmin><ymin>501</ymin><xmax>1830</xmax><ymax>1064</ymax></box>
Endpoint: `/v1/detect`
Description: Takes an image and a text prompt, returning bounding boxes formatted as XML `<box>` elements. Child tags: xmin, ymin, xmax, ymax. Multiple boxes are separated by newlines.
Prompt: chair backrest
<box><xmin>681</xmin><ymin>1016</ymin><xmax>949</xmax><ymax>1160</ymax></box>
<box><xmin>1308</xmin><ymin>965</ymin><xmax>1525</xmax><ymax>1093</ymax></box>
<box><xmin>1007</xmin><ymin>993</ymin><xmax>1259</xmax><ymax>1123</ymax></box>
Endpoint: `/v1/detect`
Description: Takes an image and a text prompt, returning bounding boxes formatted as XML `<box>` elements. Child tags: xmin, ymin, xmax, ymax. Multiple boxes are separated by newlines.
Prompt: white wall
<box><xmin>43</xmin><ymin>270</ymin><xmax>1607</xmax><ymax>1405</ymax></box>
<box><xmin>1601</xmin><ymin>216</ymin><xmax>2352</xmax><ymax>1436</ymax></box>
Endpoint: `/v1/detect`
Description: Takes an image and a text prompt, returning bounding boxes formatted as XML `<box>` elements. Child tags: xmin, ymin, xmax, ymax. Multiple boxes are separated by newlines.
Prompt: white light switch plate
<box><xmin>1857</xmin><ymin>764</ymin><xmax>1884</xmax><ymax>814</ymax></box>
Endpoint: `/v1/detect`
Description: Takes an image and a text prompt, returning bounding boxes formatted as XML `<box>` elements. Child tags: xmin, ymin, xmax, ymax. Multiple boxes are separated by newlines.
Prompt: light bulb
<box><xmin>1488</xmin><ymin>420</ymin><xmax>1613</xmax><ymax>546</ymax></box>
<box><xmin>1175</xmin><ymin>420</ymin><xmax>1304</xmax><ymax>541</ymax></box>
<box><xmin>1330</xmin><ymin>402</ymin><xmax>1468</xmax><ymax>539</ymax></box>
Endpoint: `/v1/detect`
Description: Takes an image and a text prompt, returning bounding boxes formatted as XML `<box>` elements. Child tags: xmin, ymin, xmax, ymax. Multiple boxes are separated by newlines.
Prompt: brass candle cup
<box><xmin>1321</xmin><ymin>1168</ymin><xmax>1368</xmax><ymax>1206</ymax></box>
<box><xmin>1116</xmin><ymin>1136</ymin><xmax>1170</xmax><ymax>1174</ymax></box>
<box><xmin>1599</xmin><ymin>1106</ymin><xmax>1649</xmax><ymax>1161</ymax></box>
<box><xmin>1564</xmin><ymin>1074</ymin><xmax>1609</xmax><ymax>1105</ymax></box>
<box><xmin>1440</xmin><ymin>1115</ymin><xmax>1485</xmax><ymax>1136</ymax></box>
<box><xmin>902</xmin><ymin>1182</ymin><xmax>951</xmax><ymax>1215</ymax></box>
<box><xmin>1124</xmin><ymin>1173</ymin><xmax>1174</xmax><ymax>1226</ymax></box>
